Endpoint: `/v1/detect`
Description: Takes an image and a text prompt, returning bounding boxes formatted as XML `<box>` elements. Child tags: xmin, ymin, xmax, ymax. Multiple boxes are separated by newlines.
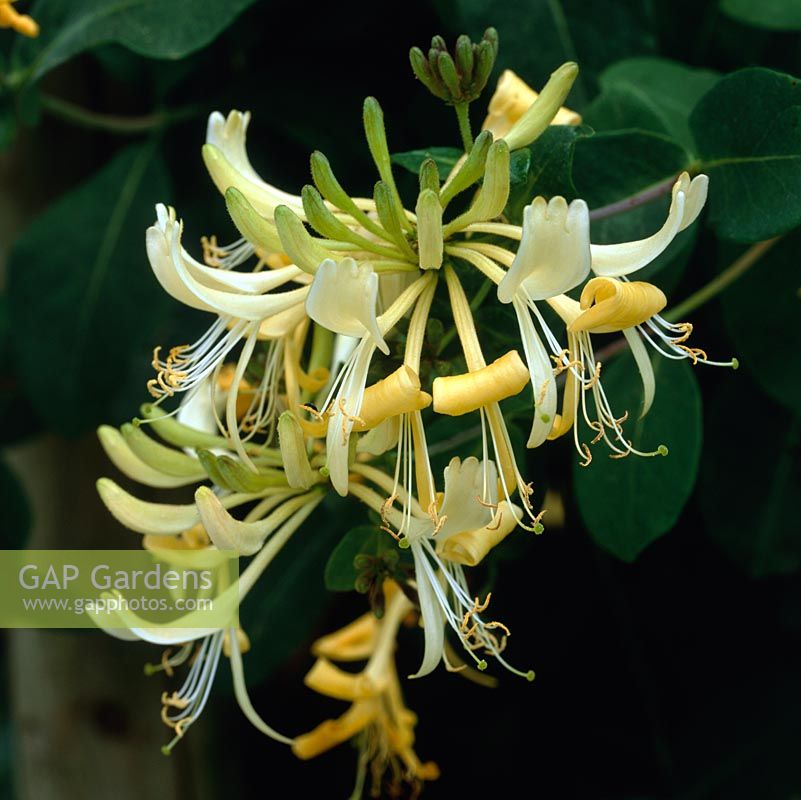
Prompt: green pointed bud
<box><xmin>416</xmin><ymin>189</ymin><xmax>443</xmax><ymax>270</ymax></box>
<box><xmin>443</xmin><ymin>139</ymin><xmax>510</xmax><ymax>235</ymax></box>
<box><xmin>409</xmin><ymin>46</ymin><xmax>448</xmax><ymax>100</ymax></box>
<box><xmin>137</xmin><ymin>404</ymin><xmax>235</xmax><ymax>450</ymax></box>
<box><xmin>96</xmin><ymin>478</ymin><xmax>202</xmax><ymax>535</ymax></box>
<box><xmin>302</xmin><ymin>184</ymin><xmax>404</xmax><ymax>259</ymax></box>
<box><xmin>274</xmin><ymin>205</ymin><xmax>334</xmax><ymax>274</ymax></box>
<box><xmin>374</xmin><ymin>181</ymin><xmax>417</xmax><ymax>260</ymax></box>
<box><xmin>437</xmin><ymin>51</ymin><xmax>462</xmax><ymax>99</ymax></box>
<box><xmin>431</xmin><ymin>34</ymin><xmax>447</xmax><ymax>52</ymax></box>
<box><xmin>278</xmin><ymin>411</ymin><xmax>316</xmax><ymax>490</ymax></box>
<box><xmin>482</xmin><ymin>27</ymin><xmax>499</xmax><ymax>58</ymax></box>
<box><xmin>504</xmin><ymin>61</ymin><xmax>579</xmax><ymax>151</ymax></box>
<box><xmin>301</xmin><ymin>184</ymin><xmax>348</xmax><ymax>240</ymax></box>
<box><xmin>225</xmin><ymin>188</ymin><xmax>283</xmax><ymax>253</ymax></box>
<box><xmin>472</xmin><ymin>39</ymin><xmax>496</xmax><ymax>95</ymax></box>
<box><xmin>455</xmin><ymin>35</ymin><xmax>474</xmax><ymax>90</ymax></box>
<box><xmin>310</xmin><ymin>151</ymin><xmax>389</xmax><ymax>240</ymax></box>
<box><xmin>97</xmin><ymin>425</ymin><xmax>205</xmax><ymax>488</ymax></box>
<box><xmin>353</xmin><ymin>553</ymin><xmax>374</xmax><ymax>571</ymax></box>
<box><xmin>216</xmin><ymin>455</ymin><xmax>286</xmax><ymax>493</ymax></box>
<box><xmin>440</xmin><ymin>129</ymin><xmax>492</xmax><ymax>207</ymax></box>
<box><xmin>363</xmin><ymin>97</ymin><xmax>411</xmax><ymax>231</ymax></box>
<box><xmin>419</xmin><ymin>158</ymin><xmax>440</xmax><ymax>193</ymax></box>
<box><xmin>197</xmin><ymin>449</ymin><xmax>232</xmax><ymax>490</ymax></box>
<box><xmin>121</xmin><ymin>422</ymin><xmax>206</xmax><ymax>478</ymax></box>
<box><xmin>354</xmin><ymin>574</ymin><xmax>373</xmax><ymax>594</ymax></box>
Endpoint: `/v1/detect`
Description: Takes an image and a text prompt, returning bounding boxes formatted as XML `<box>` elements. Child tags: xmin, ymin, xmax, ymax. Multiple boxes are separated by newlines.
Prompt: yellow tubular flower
<box><xmin>293</xmin><ymin>585</ymin><xmax>438</xmax><ymax>793</ymax></box>
<box><xmin>0</xmin><ymin>1</ymin><xmax>38</xmax><ymax>36</ymax></box>
<box><xmin>483</xmin><ymin>69</ymin><xmax>581</xmax><ymax>138</ymax></box>
<box><xmin>438</xmin><ymin>499</ymin><xmax>519</xmax><ymax>566</ymax></box>
<box><xmin>432</xmin><ymin>350</ymin><xmax>530</xmax><ymax>415</ymax></box>
<box><xmin>569</xmin><ymin>277</ymin><xmax>667</xmax><ymax>334</ymax></box>
<box><xmin>356</xmin><ymin>366</ymin><xmax>433</xmax><ymax>430</ymax></box>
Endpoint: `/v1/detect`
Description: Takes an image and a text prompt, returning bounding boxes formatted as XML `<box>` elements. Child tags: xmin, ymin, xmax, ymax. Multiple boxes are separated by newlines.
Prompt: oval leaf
<box><xmin>691</xmin><ymin>68</ymin><xmax>801</xmax><ymax>242</ymax></box>
<box><xmin>574</xmin><ymin>357</ymin><xmax>702</xmax><ymax>562</ymax></box>
<box><xmin>7</xmin><ymin>142</ymin><xmax>171</xmax><ymax>435</ymax></box>
<box><xmin>14</xmin><ymin>0</ymin><xmax>257</xmax><ymax>83</ymax></box>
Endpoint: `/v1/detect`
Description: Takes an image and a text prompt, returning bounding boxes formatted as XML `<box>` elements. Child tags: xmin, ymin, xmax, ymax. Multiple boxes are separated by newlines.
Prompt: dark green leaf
<box><xmin>573</xmin><ymin>129</ymin><xmax>694</xmax><ymax>280</ymax></box>
<box><xmin>583</xmin><ymin>84</ymin><xmax>672</xmax><ymax>137</ymax></box>
<box><xmin>505</xmin><ymin>124</ymin><xmax>591</xmax><ymax>224</ymax></box>
<box><xmin>598</xmin><ymin>57</ymin><xmax>720</xmax><ymax>152</ymax></box>
<box><xmin>391</xmin><ymin>147</ymin><xmax>462</xmax><ymax>180</ymax></box>
<box><xmin>691</xmin><ymin>68</ymin><xmax>801</xmax><ymax>242</ymax></box>
<box><xmin>573</xmin><ymin>130</ymin><xmax>690</xmax><ymax>208</ymax></box>
<box><xmin>509</xmin><ymin>148</ymin><xmax>531</xmax><ymax>184</ymax></box>
<box><xmin>0</xmin><ymin>458</ymin><xmax>32</xmax><ymax>548</ymax></box>
<box><xmin>7</xmin><ymin>142</ymin><xmax>172</xmax><ymax>435</ymax></box>
<box><xmin>720</xmin><ymin>233</ymin><xmax>801</xmax><ymax>417</ymax></box>
<box><xmin>574</xmin><ymin>357</ymin><xmax>702</xmax><ymax>562</ymax></box>
<box><xmin>699</xmin><ymin>378</ymin><xmax>801</xmax><ymax>576</ymax></box>
<box><xmin>12</xmin><ymin>0</ymin><xmax>257</xmax><ymax>83</ymax></box>
<box><xmin>325</xmin><ymin>524</ymin><xmax>400</xmax><ymax>592</ymax></box>
<box><xmin>721</xmin><ymin>0</ymin><xmax>801</xmax><ymax>30</ymax></box>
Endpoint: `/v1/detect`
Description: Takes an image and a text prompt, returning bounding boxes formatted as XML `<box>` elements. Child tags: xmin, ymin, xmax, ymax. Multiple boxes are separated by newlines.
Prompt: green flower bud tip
<box><xmin>658</xmin><ymin>445</ymin><xmax>669</xmax><ymax>456</ymax></box>
<box><xmin>526</xmin><ymin>670</ymin><xmax>536</xmax><ymax>682</ymax></box>
<box><xmin>353</xmin><ymin>554</ymin><xmax>373</xmax><ymax>570</ymax></box>
<box><xmin>477</xmin><ymin>659</ymin><xmax>488</xmax><ymax>671</ymax></box>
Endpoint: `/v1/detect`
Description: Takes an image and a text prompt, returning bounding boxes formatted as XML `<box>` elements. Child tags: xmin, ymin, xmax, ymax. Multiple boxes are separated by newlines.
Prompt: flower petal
<box><xmin>512</xmin><ymin>299</ymin><xmax>556</xmax><ymax>447</ymax></box>
<box><xmin>590</xmin><ymin>173</ymin><xmax>708</xmax><ymax>277</ymax></box>
<box><xmin>568</xmin><ymin>277</ymin><xmax>666</xmax><ymax>334</ymax></box>
<box><xmin>497</xmin><ymin>196</ymin><xmax>590</xmax><ymax>303</ymax></box>
<box><xmin>306</xmin><ymin>258</ymin><xmax>388</xmax><ymax>353</ymax></box>
<box><xmin>437</xmin><ymin>457</ymin><xmax>497</xmax><ymax>541</ymax></box>
<box><xmin>408</xmin><ymin>544</ymin><xmax>445</xmax><ymax>679</ymax></box>
<box><xmin>204</xmin><ymin>111</ymin><xmax>305</xmax><ymax>218</ymax></box>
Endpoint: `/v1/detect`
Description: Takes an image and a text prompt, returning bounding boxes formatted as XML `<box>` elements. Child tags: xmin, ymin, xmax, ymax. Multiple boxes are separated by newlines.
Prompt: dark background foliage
<box><xmin>1</xmin><ymin>0</ymin><xmax>801</xmax><ymax>797</ymax></box>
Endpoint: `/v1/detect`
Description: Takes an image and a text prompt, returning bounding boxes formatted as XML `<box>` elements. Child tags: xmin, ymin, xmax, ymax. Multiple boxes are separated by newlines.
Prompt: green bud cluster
<box><xmin>409</xmin><ymin>28</ymin><xmax>499</xmax><ymax>105</ymax></box>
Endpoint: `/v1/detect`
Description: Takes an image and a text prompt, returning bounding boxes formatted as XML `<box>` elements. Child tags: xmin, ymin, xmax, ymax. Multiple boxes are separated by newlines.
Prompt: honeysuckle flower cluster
<box><xmin>95</xmin><ymin>28</ymin><xmax>736</xmax><ymax>794</ymax></box>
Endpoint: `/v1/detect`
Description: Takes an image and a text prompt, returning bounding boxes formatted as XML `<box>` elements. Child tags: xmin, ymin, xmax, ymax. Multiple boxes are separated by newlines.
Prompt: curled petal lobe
<box><xmin>306</xmin><ymin>258</ymin><xmax>388</xmax><ymax>354</ymax></box>
<box><xmin>432</xmin><ymin>351</ymin><xmax>530</xmax><ymax>416</ymax></box>
<box><xmin>590</xmin><ymin>173</ymin><xmax>708</xmax><ymax>278</ymax></box>
<box><xmin>439</xmin><ymin>500</ymin><xmax>520</xmax><ymax>566</ymax></box>
<box><xmin>204</xmin><ymin>111</ymin><xmax>304</xmax><ymax>217</ymax></box>
<box><xmin>569</xmin><ymin>277</ymin><xmax>666</xmax><ymax>334</ymax></box>
<box><xmin>437</xmin><ymin>457</ymin><xmax>497</xmax><ymax>541</ymax></box>
<box><xmin>498</xmin><ymin>196</ymin><xmax>590</xmax><ymax>303</ymax></box>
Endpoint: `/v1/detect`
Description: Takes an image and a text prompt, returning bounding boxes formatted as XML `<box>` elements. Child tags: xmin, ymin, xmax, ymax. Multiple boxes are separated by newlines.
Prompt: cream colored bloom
<box><xmin>483</xmin><ymin>68</ymin><xmax>582</xmax><ymax>139</ymax></box>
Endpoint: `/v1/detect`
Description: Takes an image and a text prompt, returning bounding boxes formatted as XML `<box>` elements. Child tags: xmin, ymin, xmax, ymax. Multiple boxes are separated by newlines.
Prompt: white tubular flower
<box><xmin>497</xmin><ymin>196</ymin><xmax>591</xmax><ymax>303</ymax></box>
<box><xmin>147</xmin><ymin>204</ymin><xmax>308</xmax><ymax>321</ymax></box>
<box><xmin>305</xmin><ymin>258</ymin><xmax>389</xmax><ymax>354</ymax></box>
<box><xmin>512</xmin><ymin>297</ymin><xmax>558</xmax><ymax>447</ymax></box>
<box><xmin>203</xmin><ymin>111</ymin><xmax>306</xmax><ymax>218</ymax></box>
<box><xmin>387</xmin><ymin>457</ymin><xmax>530</xmax><ymax>681</ymax></box>
<box><xmin>590</xmin><ymin>172</ymin><xmax>709</xmax><ymax>277</ymax></box>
